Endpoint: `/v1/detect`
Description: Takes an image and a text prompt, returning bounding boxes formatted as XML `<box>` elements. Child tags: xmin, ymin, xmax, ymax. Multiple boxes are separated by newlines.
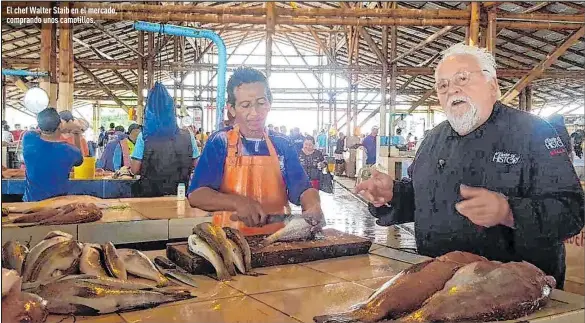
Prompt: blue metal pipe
<box><xmin>134</xmin><ymin>21</ymin><xmax>227</xmax><ymax>131</ymax></box>
<box><xmin>2</xmin><ymin>69</ymin><xmax>48</xmax><ymax>77</ymax></box>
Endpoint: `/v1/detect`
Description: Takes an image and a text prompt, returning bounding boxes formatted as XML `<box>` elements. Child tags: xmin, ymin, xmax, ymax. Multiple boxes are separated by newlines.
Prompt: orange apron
<box><xmin>212</xmin><ymin>125</ymin><xmax>289</xmax><ymax>236</ymax></box>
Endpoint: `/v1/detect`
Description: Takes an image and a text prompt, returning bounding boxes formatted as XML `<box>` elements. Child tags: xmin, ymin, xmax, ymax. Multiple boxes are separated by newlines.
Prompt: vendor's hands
<box><xmin>354</xmin><ymin>169</ymin><xmax>394</xmax><ymax>207</ymax></box>
<box><xmin>302</xmin><ymin>203</ymin><xmax>325</xmax><ymax>228</ymax></box>
<box><xmin>230</xmin><ymin>196</ymin><xmax>267</xmax><ymax>227</ymax></box>
<box><xmin>456</xmin><ymin>184</ymin><xmax>513</xmax><ymax>228</ymax></box>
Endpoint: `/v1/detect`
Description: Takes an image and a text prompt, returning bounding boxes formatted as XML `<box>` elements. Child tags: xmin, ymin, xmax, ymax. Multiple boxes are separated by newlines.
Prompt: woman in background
<box><xmin>299</xmin><ymin>136</ymin><xmax>325</xmax><ymax>190</ymax></box>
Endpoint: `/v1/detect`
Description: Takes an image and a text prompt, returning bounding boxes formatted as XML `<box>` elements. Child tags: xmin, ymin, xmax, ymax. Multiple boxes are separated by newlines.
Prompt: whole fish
<box><xmin>10</xmin><ymin>195</ymin><xmax>107</xmax><ymax>214</ymax></box>
<box><xmin>103</xmin><ymin>242</ymin><xmax>127</xmax><ymax>280</ymax></box>
<box><xmin>313</xmin><ymin>251</ymin><xmax>487</xmax><ymax>323</ymax></box>
<box><xmin>39</xmin><ymin>203</ymin><xmax>103</xmax><ymax>225</ymax></box>
<box><xmin>188</xmin><ymin>234</ymin><xmax>231</xmax><ymax>281</ymax></box>
<box><xmin>226</xmin><ymin>238</ymin><xmax>246</xmax><ymax>274</ymax></box>
<box><xmin>263</xmin><ymin>215</ymin><xmax>324</xmax><ymax>246</ymax></box>
<box><xmin>118</xmin><ymin>248</ymin><xmax>169</xmax><ymax>287</ymax></box>
<box><xmin>397</xmin><ymin>261</ymin><xmax>556</xmax><ymax>323</ymax></box>
<box><xmin>223</xmin><ymin>227</ymin><xmax>253</xmax><ymax>272</ymax></box>
<box><xmin>22</xmin><ymin>233</ymin><xmax>73</xmax><ymax>282</ymax></box>
<box><xmin>79</xmin><ymin>244</ymin><xmax>109</xmax><ymax>278</ymax></box>
<box><xmin>2</xmin><ymin>269</ymin><xmax>48</xmax><ymax>323</ymax></box>
<box><xmin>2</xmin><ymin>241</ymin><xmax>29</xmax><ymax>274</ymax></box>
<box><xmin>193</xmin><ymin>223</ymin><xmax>237</xmax><ymax>276</ymax></box>
<box><xmin>12</xmin><ymin>208</ymin><xmax>61</xmax><ymax>223</ymax></box>
<box><xmin>34</xmin><ymin>276</ymin><xmax>194</xmax><ymax>315</ymax></box>
<box><xmin>28</xmin><ymin>240</ymin><xmax>83</xmax><ymax>283</ymax></box>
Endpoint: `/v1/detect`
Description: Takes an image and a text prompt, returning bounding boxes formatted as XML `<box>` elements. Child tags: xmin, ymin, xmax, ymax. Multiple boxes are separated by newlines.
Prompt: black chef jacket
<box><xmin>370</xmin><ymin>102</ymin><xmax>584</xmax><ymax>288</ymax></box>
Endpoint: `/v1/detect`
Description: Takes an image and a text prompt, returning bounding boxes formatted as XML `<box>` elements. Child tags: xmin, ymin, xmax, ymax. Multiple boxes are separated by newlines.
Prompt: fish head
<box><xmin>19</xmin><ymin>293</ymin><xmax>49</xmax><ymax>323</ymax></box>
<box><xmin>43</xmin><ymin>231</ymin><xmax>73</xmax><ymax>241</ymax></box>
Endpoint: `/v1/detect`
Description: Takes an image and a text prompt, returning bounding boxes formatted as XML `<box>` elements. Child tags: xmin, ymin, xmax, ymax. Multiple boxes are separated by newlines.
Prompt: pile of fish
<box><xmin>9</xmin><ymin>202</ymin><xmax>103</xmax><ymax>225</ymax></box>
<box><xmin>313</xmin><ymin>251</ymin><xmax>556</xmax><ymax>323</ymax></box>
<box><xmin>188</xmin><ymin>223</ymin><xmax>259</xmax><ymax>281</ymax></box>
<box><xmin>2</xmin><ymin>230</ymin><xmax>197</xmax><ymax>317</ymax></box>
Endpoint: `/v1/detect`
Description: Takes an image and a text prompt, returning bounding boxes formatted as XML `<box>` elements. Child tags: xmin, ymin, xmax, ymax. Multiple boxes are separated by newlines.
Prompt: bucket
<box><xmin>73</xmin><ymin>157</ymin><xmax>96</xmax><ymax>179</ymax></box>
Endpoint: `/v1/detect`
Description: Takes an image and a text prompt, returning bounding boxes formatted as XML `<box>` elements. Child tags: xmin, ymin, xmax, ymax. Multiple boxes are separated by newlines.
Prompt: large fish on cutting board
<box><xmin>193</xmin><ymin>223</ymin><xmax>237</xmax><ymax>276</ymax></box>
<box><xmin>262</xmin><ymin>215</ymin><xmax>324</xmax><ymax>246</ymax></box>
<box><xmin>188</xmin><ymin>234</ymin><xmax>231</xmax><ymax>281</ymax></box>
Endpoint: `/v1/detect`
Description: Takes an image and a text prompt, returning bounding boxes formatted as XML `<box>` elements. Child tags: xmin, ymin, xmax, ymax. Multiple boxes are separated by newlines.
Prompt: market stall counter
<box><xmin>37</xmin><ymin>246</ymin><xmax>585</xmax><ymax>323</ymax></box>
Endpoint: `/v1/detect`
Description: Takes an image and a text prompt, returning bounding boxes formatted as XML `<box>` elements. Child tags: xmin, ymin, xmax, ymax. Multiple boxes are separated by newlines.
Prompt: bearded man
<box><xmin>355</xmin><ymin>44</ymin><xmax>584</xmax><ymax>289</ymax></box>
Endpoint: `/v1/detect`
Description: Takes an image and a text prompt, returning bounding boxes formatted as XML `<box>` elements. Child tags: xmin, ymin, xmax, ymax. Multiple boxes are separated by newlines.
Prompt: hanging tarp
<box><xmin>142</xmin><ymin>82</ymin><xmax>178</xmax><ymax>141</ymax></box>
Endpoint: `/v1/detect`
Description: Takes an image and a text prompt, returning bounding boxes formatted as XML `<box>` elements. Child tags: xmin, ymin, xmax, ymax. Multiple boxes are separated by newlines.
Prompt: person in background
<box><xmin>391</xmin><ymin>128</ymin><xmax>406</xmax><ymax>146</ymax></box>
<box><xmin>299</xmin><ymin>135</ymin><xmax>326</xmax><ymax>190</ymax></box>
<box><xmin>334</xmin><ymin>131</ymin><xmax>346</xmax><ymax>175</ymax></box>
<box><xmin>131</xmin><ymin>82</ymin><xmax>200</xmax><ymax>197</ymax></box>
<box><xmin>361</xmin><ymin>125</ymin><xmax>379</xmax><ymax>165</ymax></box>
<box><xmin>2</xmin><ymin>124</ymin><xmax>14</xmax><ymax>143</ymax></box>
<box><xmin>97</xmin><ymin>126</ymin><xmax>129</xmax><ymax>171</ymax></box>
<box><xmin>290</xmin><ymin>127</ymin><xmax>305</xmax><ymax>154</ymax></box>
<box><xmin>58</xmin><ymin>111</ymin><xmax>89</xmax><ymax>157</ymax></box>
<box><xmin>22</xmin><ymin>108</ymin><xmax>83</xmax><ymax>202</ymax></box>
<box><xmin>10</xmin><ymin>124</ymin><xmax>24</xmax><ymax>141</ymax></box>
<box><xmin>106</xmin><ymin>123</ymin><xmax>116</xmax><ymax>142</ymax></box>
<box><xmin>316</xmin><ymin>129</ymin><xmax>327</xmax><ymax>154</ymax></box>
<box><xmin>267</xmin><ymin>124</ymin><xmax>274</xmax><ymax>134</ymax></box>
<box><xmin>188</xmin><ymin>67</ymin><xmax>323</xmax><ymax>236</ymax></box>
<box><xmin>279</xmin><ymin>125</ymin><xmax>287</xmax><ymax>138</ymax></box>
<box><xmin>102</xmin><ymin>123</ymin><xmax>142</xmax><ymax>171</ymax></box>
<box><xmin>97</xmin><ymin>126</ymin><xmax>106</xmax><ymax>158</ymax></box>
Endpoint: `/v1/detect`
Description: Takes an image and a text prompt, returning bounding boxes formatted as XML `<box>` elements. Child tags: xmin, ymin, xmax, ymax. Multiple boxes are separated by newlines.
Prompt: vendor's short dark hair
<box><xmin>115</xmin><ymin>125</ymin><xmax>125</xmax><ymax>132</ymax></box>
<box><xmin>58</xmin><ymin>110</ymin><xmax>75</xmax><ymax>122</ymax></box>
<box><xmin>304</xmin><ymin>135</ymin><xmax>315</xmax><ymax>144</ymax></box>
<box><xmin>38</xmin><ymin>108</ymin><xmax>61</xmax><ymax>133</ymax></box>
<box><xmin>109</xmin><ymin>123</ymin><xmax>115</xmax><ymax>129</ymax></box>
<box><xmin>227</xmin><ymin>67</ymin><xmax>272</xmax><ymax>106</ymax></box>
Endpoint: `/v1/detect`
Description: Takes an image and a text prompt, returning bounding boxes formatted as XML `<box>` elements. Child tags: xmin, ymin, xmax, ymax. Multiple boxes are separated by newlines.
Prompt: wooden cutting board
<box><xmin>166</xmin><ymin>228</ymin><xmax>372</xmax><ymax>275</ymax></box>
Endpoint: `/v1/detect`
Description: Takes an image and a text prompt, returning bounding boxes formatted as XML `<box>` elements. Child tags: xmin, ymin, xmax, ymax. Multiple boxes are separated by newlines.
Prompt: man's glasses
<box><xmin>435</xmin><ymin>70</ymin><xmax>488</xmax><ymax>94</ymax></box>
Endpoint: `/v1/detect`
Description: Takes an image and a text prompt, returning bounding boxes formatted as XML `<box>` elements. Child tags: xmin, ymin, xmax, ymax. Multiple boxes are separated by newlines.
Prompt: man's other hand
<box><xmin>354</xmin><ymin>169</ymin><xmax>394</xmax><ymax>207</ymax></box>
<box><xmin>456</xmin><ymin>184</ymin><xmax>513</xmax><ymax>228</ymax></box>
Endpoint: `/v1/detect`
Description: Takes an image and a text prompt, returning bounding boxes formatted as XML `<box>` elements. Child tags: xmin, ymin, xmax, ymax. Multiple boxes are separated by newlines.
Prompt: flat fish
<box><xmin>9</xmin><ymin>195</ymin><xmax>107</xmax><ymax>214</ymax></box>
<box><xmin>80</xmin><ymin>244</ymin><xmax>109</xmax><ymax>278</ymax></box>
<box><xmin>28</xmin><ymin>240</ymin><xmax>83</xmax><ymax>283</ymax></box>
<box><xmin>193</xmin><ymin>223</ymin><xmax>237</xmax><ymax>276</ymax></box>
<box><xmin>313</xmin><ymin>251</ymin><xmax>487</xmax><ymax>323</ymax></box>
<box><xmin>103</xmin><ymin>242</ymin><xmax>127</xmax><ymax>280</ymax></box>
<box><xmin>223</xmin><ymin>227</ymin><xmax>253</xmax><ymax>272</ymax></box>
<box><xmin>2</xmin><ymin>240</ymin><xmax>29</xmax><ymax>274</ymax></box>
<box><xmin>34</xmin><ymin>276</ymin><xmax>194</xmax><ymax>315</ymax></box>
<box><xmin>263</xmin><ymin>215</ymin><xmax>323</xmax><ymax>246</ymax></box>
<box><xmin>188</xmin><ymin>234</ymin><xmax>231</xmax><ymax>281</ymax></box>
<box><xmin>118</xmin><ymin>248</ymin><xmax>169</xmax><ymax>287</ymax></box>
<box><xmin>397</xmin><ymin>261</ymin><xmax>556</xmax><ymax>323</ymax></box>
<box><xmin>22</xmin><ymin>234</ymin><xmax>73</xmax><ymax>282</ymax></box>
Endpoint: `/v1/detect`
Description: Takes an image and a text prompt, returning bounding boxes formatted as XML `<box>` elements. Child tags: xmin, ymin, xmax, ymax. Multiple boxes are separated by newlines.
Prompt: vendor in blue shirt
<box><xmin>22</xmin><ymin>108</ymin><xmax>83</xmax><ymax>202</ymax></box>
<box><xmin>188</xmin><ymin>67</ymin><xmax>324</xmax><ymax>236</ymax></box>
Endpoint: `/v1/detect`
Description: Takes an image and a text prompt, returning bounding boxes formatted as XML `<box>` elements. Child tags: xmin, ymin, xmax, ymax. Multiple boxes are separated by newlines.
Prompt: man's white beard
<box><xmin>446</xmin><ymin>100</ymin><xmax>480</xmax><ymax>135</ymax></box>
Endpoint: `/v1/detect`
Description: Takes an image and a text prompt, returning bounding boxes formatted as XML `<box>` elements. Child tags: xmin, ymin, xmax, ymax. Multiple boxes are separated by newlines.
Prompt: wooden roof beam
<box><xmin>74</xmin><ymin>58</ymin><xmax>129</xmax><ymax>113</ymax></box>
<box><xmin>501</xmin><ymin>26</ymin><xmax>585</xmax><ymax>104</ymax></box>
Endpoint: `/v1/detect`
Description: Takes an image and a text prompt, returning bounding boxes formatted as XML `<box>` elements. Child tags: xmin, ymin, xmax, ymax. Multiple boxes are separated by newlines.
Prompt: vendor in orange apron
<box><xmin>187</xmin><ymin>67</ymin><xmax>323</xmax><ymax>236</ymax></box>
<box><xmin>212</xmin><ymin>125</ymin><xmax>290</xmax><ymax>235</ymax></box>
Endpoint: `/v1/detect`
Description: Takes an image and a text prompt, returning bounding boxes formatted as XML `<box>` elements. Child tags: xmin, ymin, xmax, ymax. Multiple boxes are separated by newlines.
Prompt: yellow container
<box><xmin>328</xmin><ymin>162</ymin><xmax>335</xmax><ymax>173</ymax></box>
<box><xmin>73</xmin><ymin>157</ymin><xmax>96</xmax><ymax>179</ymax></box>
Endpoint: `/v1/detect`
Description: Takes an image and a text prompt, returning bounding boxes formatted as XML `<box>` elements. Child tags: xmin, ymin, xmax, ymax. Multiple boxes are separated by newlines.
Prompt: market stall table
<box><xmin>40</xmin><ymin>246</ymin><xmax>584</xmax><ymax>323</ymax></box>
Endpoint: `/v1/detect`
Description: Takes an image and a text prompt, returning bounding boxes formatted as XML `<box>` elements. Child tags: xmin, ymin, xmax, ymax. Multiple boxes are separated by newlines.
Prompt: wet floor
<box><xmin>291</xmin><ymin>183</ymin><xmax>417</xmax><ymax>252</ymax></box>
